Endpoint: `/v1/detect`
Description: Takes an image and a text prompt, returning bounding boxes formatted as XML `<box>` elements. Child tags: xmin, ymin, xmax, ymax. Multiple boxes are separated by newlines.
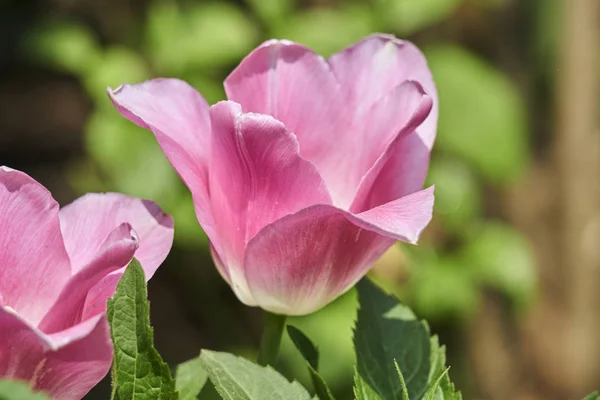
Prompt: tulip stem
<box><xmin>257</xmin><ymin>311</ymin><xmax>287</xmax><ymax>367</ymax></box>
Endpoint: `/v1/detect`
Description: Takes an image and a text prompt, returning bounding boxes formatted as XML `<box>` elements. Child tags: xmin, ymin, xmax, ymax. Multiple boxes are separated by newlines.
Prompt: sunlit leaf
<box><xmin>200</xmin><ymin>351</ymin><xmax>314</xmax><ymax>400</ymax></box>
<box><xmin>175</xmin><ymin>356</ymin><xmax>208</xmax><ymax>400</ymax></box>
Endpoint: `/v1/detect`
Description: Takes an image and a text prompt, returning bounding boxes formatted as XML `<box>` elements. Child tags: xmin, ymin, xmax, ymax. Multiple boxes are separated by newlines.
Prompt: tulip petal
<box><xmin>80</xmin><ymin>274</ymin><xmax>122</xmax><ymax>321</ymax></box>
<box><xmin>39</xmin><ymin>223</ymin><xmax>138</xmax><ymax>333</ymax></box>
<box><xmin>0</xmin><ymin>167</ymin><xmax>71</xmax><ymax>325</ymax></box>
<box><xmin>208</xmin><ymin>101</ymin><xmax>332</xmax><ymax>304</ymax></box>
<box><xmin>0</xmin><ymin>309</ymin><xmax>110</xmax><ymax>400</ymax></box>
<box><xmin>224</xmin><ymin>38</ymin><xmax>435</xmax><ymax>208</ymax></box>
<box><xmin>353</xmin><ymin>186</ymin><xmax>435</xmax><ymax>244</ymax></box>
<box><xmin>244</xmin><ymin>188</ymin><xmax>433</xmax><ymax>315</ymax></box>
<box><xmin>224</xmin><ymin>40</ymin><xmax>361</xmax><ymax>205</ymax></box>
<box><xmin>0</xmin><ymin>306</ymin><xmax>48</xmax><ymax>381</ymax></box>
<box><xmin>329</xmin><ymin>34</ymin><xmax>438</xmax><ymax>150</ymax></box>
<box><xmin>108</xmin><ymin>79</ymin><xmax>218</xmax><ymax>251</ymax></box>
<box><xmin>35</xmin><ymin>316</ymin><xmax>112</xmax><ymax>400</ymax></box>
<box><xmin>352</xmin><ymin>132</ymin><xmax>431</xmax><ymax>213</ymax></box>
<box><xmin>224</xmin><ymin>40</ymin><xmax>343</xmax><ymax>165</ymax></box>
<box><xmin>329</xmin><ymin>81</ymin><xmax>432</xmax><ymax>208</ymax></box>
<box><xmin>59</xmin><ymin>193</ymin><xmax>174</xmax><ymax>276</ymax></box>
<box><xmin>350</xmin><ymin>92</ymin><xmax>432</xmax><ymax>214</ymax></box>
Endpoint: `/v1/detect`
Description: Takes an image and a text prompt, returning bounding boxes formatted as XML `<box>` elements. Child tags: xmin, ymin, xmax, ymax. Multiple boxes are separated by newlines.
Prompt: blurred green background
<box><xmin>1</xmin><ymin>0</ymin><xmax>599</xmax><ymax>399</ymax></box>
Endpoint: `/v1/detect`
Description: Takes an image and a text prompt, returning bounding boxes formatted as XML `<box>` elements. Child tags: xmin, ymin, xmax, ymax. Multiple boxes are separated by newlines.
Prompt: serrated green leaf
<box><xmin>426</xmin><ymin>45</ymin><xmax>529</xmax><ymax>184</ymax></box>
<box><xmin>422</xmin><ymin>337</ymin><xmax>462</xmax><ymax>400</ymax></box>
<box><xmin>200</xmin><ymin>350</ymin><xmax>315</xmax><ymax>400</ymax></box>
<box><xmin>353</xmin><ymin>371</ymin><xmax>382</xmax><ymax>400</ymax></box>
<box><xmin>393</xmin><ymin>360</ymin><xmax>410</xmax><ymax>400</ymax></box>
<box><xmin>583</xmin><ymin>392</ymin><xmax>600</xmax><ymax>400</ymax></box>
<box><xmin>354</xmin><ymin>279</ymin><xmax>430</xmax><ymax>400</ymax></box>
<box><xmin>428</xmin><ymin>337</ymin><xmax>446</xmax><ymax>384</ymax></box>
<box><xmin>287</xmin><ymin>326</ymin><xmax>335</xmax><ymax>400</ymax></box>
<box><xmin>108</xmin><ymin>259</ymin><xmax>177</xmax><ymax>400</ymax></box>
<box><xmin>175</xmin><ymin>356</ymin><xmax>208</xmax><ymax>400</ymax></box>
<box><xmin>0</xmin><ymin>380</ymin><xmax>49</xmax><ymax>400</ymax></box>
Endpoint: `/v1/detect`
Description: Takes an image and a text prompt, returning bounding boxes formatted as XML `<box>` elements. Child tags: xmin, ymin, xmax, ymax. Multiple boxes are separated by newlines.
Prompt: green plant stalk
<box><xmin>257</xmin><ymin>312</ymin><xmax>287</xmax><ymax>367</ymax></box>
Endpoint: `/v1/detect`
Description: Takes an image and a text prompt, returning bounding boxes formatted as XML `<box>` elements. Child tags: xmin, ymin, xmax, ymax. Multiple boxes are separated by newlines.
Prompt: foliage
<box><xmin>107</xmin><ymin>259</ymin><xmax>178</xmax><ymax>400</ymax></box>
<box><xmin>175</xmin><ymin>357</ymin><xmax>208</xmax><ymax>400</ymax></box>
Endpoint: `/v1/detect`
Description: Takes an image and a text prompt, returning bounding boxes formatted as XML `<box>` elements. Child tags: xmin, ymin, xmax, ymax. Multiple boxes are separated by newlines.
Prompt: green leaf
<box><xmin>393</xmin><ymin>361</ymin><xmax>410</xmax><ymax>400</ymax></box>
<box><xmin>353</xmin><ymin>371</ymin><xmax>382</xmax><ymax>400</ymax></box>
<box><xmin>108</xmin><ymin>259</ymin><xmax>177</xmax><ymax>400</ymax></box>
<box><xmin>287</xmin><ymin>326</ymin><xmax>335</xmax><ymax>400</ymax></box>
<box><xmin>423</xmin><ymin>337</ymin><xmax>462</xmax><ymax>400</ymax></box>
<box><xmin>281</xmin><ymin>291</ymin><xmax>357</xmax><ymax>395</ymax></box>
<box><xmin>582</xmin><ymin>392</ymin><xmax>600</xmax><ymax>400</ymax></box>
<box><xmin>0</xmin><ymin>380</ymin><xmax>49</xmax><ymax>400</ymax></box>
<box><xmin>426</xmin><ymin>45</ymin><xmax>529</xmax><ymax>184</ymax></box>
<box><xmin>287</xmin><ymin>326</ymin><xmax>319</xmax><ymax>370</ymax></box>
<box><xmin>199</xmin><ymin>350</ymin><xmax>315</xmax><ymax>400</ymax></box>
<box><xmin>175</xmin><ymin>356</ymin><xmax>208</xmax><ymax>400</ymax></box>
<box><xmin>354</xmin><ymin>278</ymin><xmax>430</xmax><ymax>400</ymax></box>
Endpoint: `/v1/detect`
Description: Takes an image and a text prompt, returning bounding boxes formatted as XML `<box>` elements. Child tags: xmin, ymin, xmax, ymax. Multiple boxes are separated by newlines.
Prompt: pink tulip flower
<box><xmin>0</xmin><ymin>167</ymin><xmax>174</xmax><ymax>399</ymax></box>
<box><xmin>109</xmin><ymin>34</ymin><xmax>436</xmax><ymax>315</ymax></box>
